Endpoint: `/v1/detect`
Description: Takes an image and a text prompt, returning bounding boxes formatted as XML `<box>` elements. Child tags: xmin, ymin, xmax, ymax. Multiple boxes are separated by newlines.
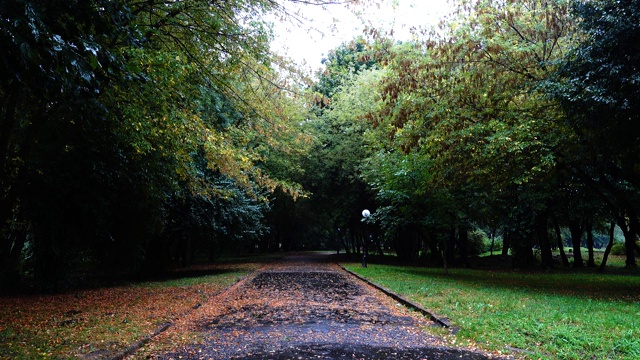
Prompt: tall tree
<box><xmin>359</xmin><ymin>0</ymin><xmax>578</xmax><ymax>267</ymax></box>
<box><xmin>0</xmin><ymin>0</ymin><xmax>313</xmax><ymax>287</ymax></box>
<box><xmin>552</xmin><ymin>0</ymin><xmax>640</xmax><ymax>267</ymax></box>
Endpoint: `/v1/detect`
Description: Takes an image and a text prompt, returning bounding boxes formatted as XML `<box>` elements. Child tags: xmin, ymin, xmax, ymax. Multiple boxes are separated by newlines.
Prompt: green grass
<box><xmin>344</xmin><ymin>263</ymin><xmax>640</xmax><ymax>359</ymax></box>
<box><xmin>479</xmin><ymin>248</ymin><xmax>629</xmax><ymax>268</ymax></box>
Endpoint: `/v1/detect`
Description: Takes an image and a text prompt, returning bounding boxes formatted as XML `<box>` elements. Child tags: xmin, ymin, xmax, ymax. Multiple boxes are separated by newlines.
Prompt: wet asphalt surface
<box><xmin>156</xmin><ymin>253</ymin><xmax>502</xmax><ymax>359</ymax></box>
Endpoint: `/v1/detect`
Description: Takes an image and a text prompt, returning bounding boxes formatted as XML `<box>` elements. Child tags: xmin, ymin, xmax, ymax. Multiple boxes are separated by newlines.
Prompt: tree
<box><xmin>552</xmin><ymin>0</ymin><xmax>640</xmax><ymax>267</ymax></box>
<box><xmin>0</xmin><ymin>0</ymin><xmax>141</xmax><ymax>287</ymax></box>
<box><xmin>270</xmin><ymin>38</ymin><xmax>381</xmax><ymax>254</ymax></box>
<box><xmin>358</xmin><ymin>0</ymin><xmax>579</xmax><ymax>267</ymax></box>
<box><xmin>0</xmin><ymin>0</ymin><xmax>313</xmax><ymax>287</ymax></box>
<box><xmin>313</xmin><ymin>37</ymin><xmax>378</xmax><ymax>110</ymax></box>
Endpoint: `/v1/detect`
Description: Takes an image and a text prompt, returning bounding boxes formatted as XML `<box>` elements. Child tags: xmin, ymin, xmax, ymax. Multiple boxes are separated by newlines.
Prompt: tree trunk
<box><xmin>598</xmin><ymin>222</ymin><xmax>616</xmax><ymax>272</ymax></box>
<box><xmin>501</xmin><ymin>231</ymin><xmax>511</xmax><ymax>259</ymax></box>
<box><xmin>337</xmin><ymin>227</ymin><xmax>351</xmax><ymax>258</ymax></box>
<box><xmin>394</xmin><ymin>225</ymin><xmax>420</xmax><ymax>261</ymax></box>
<box><xmin>537</xmin><ymin>214</ymin><xmax>554</xmax><ymax>268</ymax></box>
<box><xmin>586</xmin><ymin>221</ymin><xmax>596</xmax><ymax>267</ymax></box>
<box><xmin>512</xmin><ymin>232</ymin><xmax>534</xmax><ymax>269</ymax></box>
<box><xmin>0</xmin><ymin>229</ymin><xmax>27</xmax><ymax>289</ymax></box>
<box><xmin>505</xmin><ymin>230</ymin><xmax>533</xmax><ymax>268</ymax></box>
<box><xmin>0</xmin><ymin>83</ymin><xmax>20</xmax><ymax>165</ymax></box>
<box><xmin>616</xmin><ymin>209</ymin><xmax>637</xmax><ymax>268</ymax></box>
<box><xmin>624</xmin><ymin>233</ymin><xmax>637</xmax><ymax>268</ymax></box>
<box><xmin>350</xmin><ymin>230</ymin><xmax>358</xmax><ymax>255</ymax></box>
<box><xmin>568</xmin><ymin>219</ymin><xmax>584</xmax><ymax>267</ymax></box>
<box><xmin>361</xmin><ymin>225</ymin><xmax>369</xmax><ymax>267</ymax></box>
<box><xmin>489</xmin><ymin>229</ymin><xmax>495</xmax><ymax>256</ymax></box>
<box><xmin>441</xmin><ymin>236</ymin><xmax>449</xmax><ymax>275</ymax></box>
<box><xmin>553</xmin><ymin>217</ymin><xmax>570</xmax><ymax>266</ymax></box>
<box><xmin>209</xmin><ymin>237</ymin><xmax>219</xmax><ymax>261</ymax></box>
<box><xmin>426</xmin><ymin>234</ymin><xmax>442</xmax><ymax>266</ymax></box>
<box><xmin>458</xmin><ymin>226</ymin><xmax>470</xmax><ymax>267</ymax></box>
<box><xmin>446</xmin><ymin>228</ymin><xmax>456</xmax><ymax>266</ymax></box>
<box><xmin>628</xmin><ymin>209</ymin><xmax>640</xmax><ymax>267</ymax></box>
<box><xmin>181</xmin><ymin>236</ymin><xmax>192</xmax><ymax>267</ymax></box>
<box><xmin>373</xmin><ymin>227</ymin><xmax>384</xmax><ymax>256</ymax></box>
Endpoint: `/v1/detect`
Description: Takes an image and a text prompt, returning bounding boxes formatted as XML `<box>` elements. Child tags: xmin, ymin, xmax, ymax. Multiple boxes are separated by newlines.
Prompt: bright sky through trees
<box><xmin>271</xmin><ymin>0</ymin><xmax>452</xmax><ymax>72</ymax></box>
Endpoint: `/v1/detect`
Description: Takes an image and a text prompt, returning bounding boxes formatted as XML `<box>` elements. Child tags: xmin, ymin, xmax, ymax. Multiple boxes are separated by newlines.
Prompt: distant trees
<box><xmin>308</xmin><ymin>0</ymin><xmax>640</xmax><ymax>269</ymax></box>
<box><xmin>275</xmin><ymin>37</ymin><xmax>381</xmax><ymax>254</ymax></box>
<box><xmin>350</xmin><ymin>0</ymin><xmax>577</xmax><ymax>267</ymax></box>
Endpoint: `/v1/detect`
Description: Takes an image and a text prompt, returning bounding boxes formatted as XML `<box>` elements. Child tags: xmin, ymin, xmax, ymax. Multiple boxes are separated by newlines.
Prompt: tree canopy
<box><xmin>2</xmin><ymin>0</ymin><xmax>639</xmax><ymax>289</ymax></box>
<box><xmin>0</xmin><ymin>0</ymin><xmax>312</xmax><ymax>289</ymax></box>
<box><xmin>301</xmin><ymin>0</ymin><xmax>639</xmax><ymax>269</ymax></box>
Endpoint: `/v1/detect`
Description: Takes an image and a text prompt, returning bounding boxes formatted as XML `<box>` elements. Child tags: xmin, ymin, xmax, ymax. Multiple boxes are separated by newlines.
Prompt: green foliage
<box><xmin>550</xmin><ymin>0</ymin><xmax>640</xmax><ymax>267</ymax></box>
<box><xmin>610</xmin><ymin>241</ymin><xmax>640</xmax><ymax>256</ymax></box>
<box><xmin>343</xmin><ymin>0</ymin><xmax>578</xmax><ymax>266</ymax></box>
<box><xmin>1</xmin><ymin>0</ymin><xmax>153</xmax><ymax>287</ymax></box>
<box><xmin>611</xmin><ymin>243</ymin><xmax>627</xmax><ymax>256</ymax></box>
<box><xmin>270</xmin><ymin>37</ymin><xmax>383</xmax><ymax>251</ymax></box>
<box><xmin>4</xmin><ymin>0</ymin><xmax>640</xmax><ymax>288</ymax></box>
<box><xmin>467</xmin><ymin>229</ymin><xmax>489</xmax><ymax>256</ymax></box>
<box><xmin>313</xmin><ymin>37</ymin><xmax>379</xmax><ymax>110</ymax></box>
<box><xmin>0</xmin><ymin>0</ymin><xmax>312</xmax><ymax>287</ymax></box>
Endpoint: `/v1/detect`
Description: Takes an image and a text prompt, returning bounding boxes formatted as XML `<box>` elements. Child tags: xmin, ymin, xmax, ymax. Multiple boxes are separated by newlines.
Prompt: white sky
<box><xmin>271</xmin><ymin>0</ymin><xmax>453</xmax><ymax>73</ymax></box>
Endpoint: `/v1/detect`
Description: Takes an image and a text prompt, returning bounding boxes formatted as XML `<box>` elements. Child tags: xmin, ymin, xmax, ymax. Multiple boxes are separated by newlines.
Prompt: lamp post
<box><xmin>361</xmin><ymin>209</ymin><xmax>370</xmax><ymax>268</ymax></box>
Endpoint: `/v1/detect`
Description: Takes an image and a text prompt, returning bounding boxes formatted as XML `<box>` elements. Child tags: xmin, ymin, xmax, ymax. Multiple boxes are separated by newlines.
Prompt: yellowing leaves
<box><xmin>99</xmin><ymin>5</ymin><xmax>312</xmax><ymax>205</ymax></box>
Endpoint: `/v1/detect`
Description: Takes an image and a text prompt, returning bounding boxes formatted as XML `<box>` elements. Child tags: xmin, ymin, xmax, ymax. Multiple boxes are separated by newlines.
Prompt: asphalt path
<box><xmin>153</xmin><ymin>253</ymin><xmax>507</xmax><ymax>360</ymax></box>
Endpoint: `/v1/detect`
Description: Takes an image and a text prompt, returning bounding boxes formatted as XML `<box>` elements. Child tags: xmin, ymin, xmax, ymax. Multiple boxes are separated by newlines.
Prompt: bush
<box><xmin>468</xmin><ymin>229</ymin><xmax>489</xmax><ymax>256</ymax></box>
<box><xmin>610</xmin><ymin>243</ymin><xmax>626</xmax><ymax>255</ymax></box>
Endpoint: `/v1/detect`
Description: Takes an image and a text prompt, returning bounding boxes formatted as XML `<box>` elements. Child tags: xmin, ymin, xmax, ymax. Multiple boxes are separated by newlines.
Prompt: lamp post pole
<box><xmin>361</xmin><ymin>209</ymin><xmax>370</xmax><ymax>268</ymax></box>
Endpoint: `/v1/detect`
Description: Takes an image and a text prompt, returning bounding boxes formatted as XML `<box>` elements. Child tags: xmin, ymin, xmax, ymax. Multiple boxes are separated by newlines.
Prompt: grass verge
<box><xmin>0</xmin><ymin>260</ymin><xmax>269</xmax><ymax>360</ymax></box>
<box><xmin>343</xmin><ymin>262</ymin><xmax>640</xmax><ymax>359</ymax></box>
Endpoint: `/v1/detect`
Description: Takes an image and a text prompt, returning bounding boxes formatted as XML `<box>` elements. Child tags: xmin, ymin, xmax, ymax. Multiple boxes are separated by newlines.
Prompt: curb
<box><xmin>110</xmin><ymin>322</ymin><xmax>173</xmax><ymax>360</ymax></box>
<box><xmin>339</xmin><ymin>265</ymin><xmax>459</xmax><ymax>333</ymax></box>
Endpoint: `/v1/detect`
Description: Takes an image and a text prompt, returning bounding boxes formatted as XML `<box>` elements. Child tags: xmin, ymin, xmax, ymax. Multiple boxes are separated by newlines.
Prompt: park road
<box><xmin>149</xmin><ymin>253</ymin><xmax>508</xmax><ymax>359</ymax></box>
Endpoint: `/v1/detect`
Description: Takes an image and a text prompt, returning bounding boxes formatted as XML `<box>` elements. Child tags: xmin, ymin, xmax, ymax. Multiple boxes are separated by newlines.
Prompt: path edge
<box><xmin>338</xmin><ymin>264</ymin><xmax>457</xmax><ymax>332</ymax></box>
<box><xmin>105</xmin><ymin>273</ymin><xmax>253</xmax><ymax>360</ymax></box>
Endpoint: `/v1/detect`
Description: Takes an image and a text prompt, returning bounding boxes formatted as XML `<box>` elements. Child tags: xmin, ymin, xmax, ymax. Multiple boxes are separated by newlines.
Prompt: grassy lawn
<box><xmin>344</xmin><ymin>261</ymin><xmax>640</xmax><ymax>359</ymax></box>
<box><xmin>0</xmin><ymin>258</ymin><xmax>271</xmax><ymax>360</ymax></box>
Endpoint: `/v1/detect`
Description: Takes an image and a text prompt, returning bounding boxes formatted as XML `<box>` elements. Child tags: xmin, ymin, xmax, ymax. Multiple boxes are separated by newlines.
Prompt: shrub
<box><xmin>468</xmin><ymin>229</ymin><xmax>489</xmax><ymax>256</ymax></box>
<box><xmin>610</xmin><ymin>243</ymin><xmax>626</xmax><ymax>255</ymax></box>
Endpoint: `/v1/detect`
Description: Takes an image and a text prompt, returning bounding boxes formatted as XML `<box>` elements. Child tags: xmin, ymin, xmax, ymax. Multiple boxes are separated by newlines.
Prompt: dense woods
<box><xmin>1</xmin><ymin>0</ymin><xmax>639</xmax><ymax>290</ymax></box>
<box><xmin>0</xmin><ymin>0</ymin><xmax>311</xmax><ymax>289</ymax></box>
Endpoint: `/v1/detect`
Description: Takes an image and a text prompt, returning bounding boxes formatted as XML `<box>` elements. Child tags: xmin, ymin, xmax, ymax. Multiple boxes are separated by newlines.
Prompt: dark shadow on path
<box><xmin>232</xmin><ymin>343</ymin><xmax>492</xmax><ymax>360</ymax></box>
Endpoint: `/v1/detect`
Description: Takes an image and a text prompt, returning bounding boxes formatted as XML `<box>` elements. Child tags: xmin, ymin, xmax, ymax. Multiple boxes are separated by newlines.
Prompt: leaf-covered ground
<box><xmin>141</xmin><ymin>253</ymin><xmax>509</xmax><ymax>359</ymax></box>
<box><xmin>0</xmin><ymin>262</ymin><xmax>261</xmax><ymax>359</ymax></box>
